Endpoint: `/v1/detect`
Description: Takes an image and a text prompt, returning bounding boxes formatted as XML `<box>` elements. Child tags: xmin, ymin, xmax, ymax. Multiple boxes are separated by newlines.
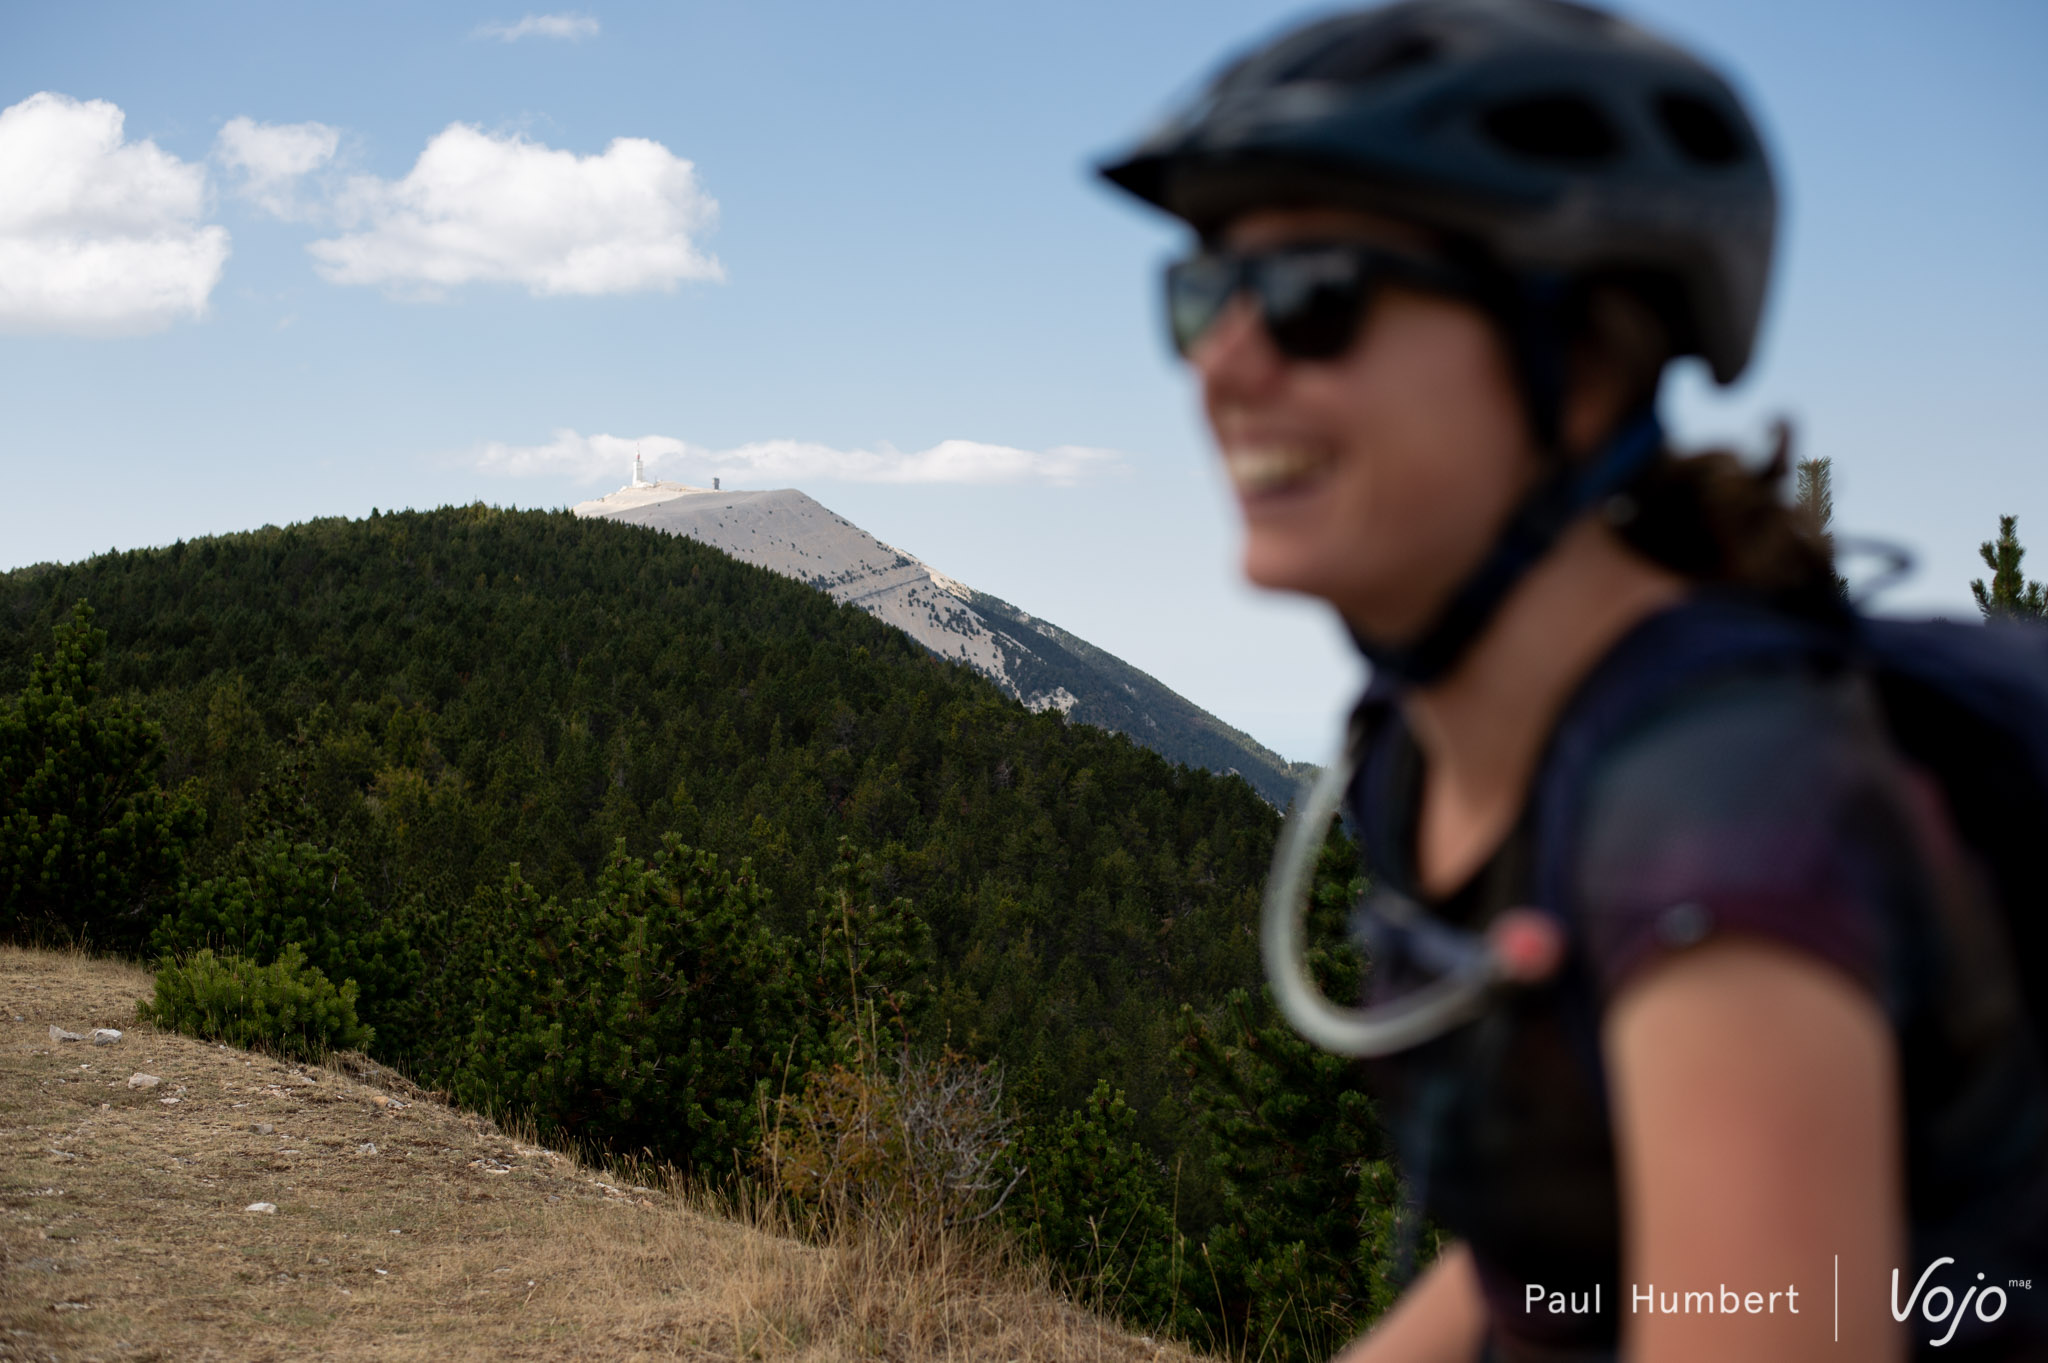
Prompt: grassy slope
<box><xmin>0</xmin><ymin>947</ymin><xmax>1204</xmax><ymax>1362</ymax></box>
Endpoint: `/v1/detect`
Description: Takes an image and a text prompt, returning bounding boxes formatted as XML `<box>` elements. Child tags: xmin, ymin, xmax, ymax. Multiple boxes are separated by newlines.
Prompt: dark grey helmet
<box><xmin>1100</xmin><ymin>0</ymin><xmax>1777</xmax><ymax>383</ymax></box>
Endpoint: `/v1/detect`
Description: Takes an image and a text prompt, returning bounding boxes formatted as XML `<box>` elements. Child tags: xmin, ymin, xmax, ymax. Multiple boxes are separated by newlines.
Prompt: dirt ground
<box><xmin>0</xmin><ymin>947</ymin><xmax>1200</xmax><ymax>1363</ymax></box>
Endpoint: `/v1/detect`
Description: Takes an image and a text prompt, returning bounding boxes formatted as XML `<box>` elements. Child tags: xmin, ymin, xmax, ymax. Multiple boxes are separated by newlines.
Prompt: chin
<box><xmin>1240</xmin><ymin>539</ymin><xmax>1345</xmax><ymax>602</ymax></box>
<box><xmin>1241</xmin><ymin>540</ymin><xmax>1427</xmax><ymax>643</ymax></box>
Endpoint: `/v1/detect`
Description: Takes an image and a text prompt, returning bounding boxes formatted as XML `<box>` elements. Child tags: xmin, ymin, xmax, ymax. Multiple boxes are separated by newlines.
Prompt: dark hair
<box><xmin>1614</xmin><ymin>430</ymin><xmax>1845</xmax><ymax>620</ymax></box>
<box><xmin>1571</xmin><ymin>281</ymin><xmax>1843</xmax><ymax>618</ymax></box>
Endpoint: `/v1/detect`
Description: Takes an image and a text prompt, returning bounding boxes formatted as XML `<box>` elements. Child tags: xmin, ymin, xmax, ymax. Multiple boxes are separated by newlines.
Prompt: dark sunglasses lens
<box><xmin>1166</xmin><ymin>255</ymin><xmax>1238</xmax><ymax>357</ymax></box>
<box><xmin>1255</xmin><ymin>251</ymin><xmax>1371</xmax><ymax>360</ymax></box>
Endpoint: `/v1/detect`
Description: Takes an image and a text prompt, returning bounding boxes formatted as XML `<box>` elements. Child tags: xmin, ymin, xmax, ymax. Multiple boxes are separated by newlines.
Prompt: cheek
<box><xmin>1368</xmin><ymin>302</ymin><xmax>1531</xmax><ymax>476</ymax></box>
<box><xmin>1357</xmin><ymin>304</ymin><xmax>1529</xmax><ymax>524</ymax></box>
<box><xmin>1260</xmin><ymin>302</ymin><xmax>1530</xmax><ymax>614</ymax></box>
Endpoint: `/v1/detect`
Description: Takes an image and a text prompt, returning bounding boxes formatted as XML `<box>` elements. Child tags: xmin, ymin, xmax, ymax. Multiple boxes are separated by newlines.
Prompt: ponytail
<box><xmin>1570</xmin><ymin>282</ymin><xmax>1842</xmax><ymax>617</ymax></box>
<box><xmin>1614</xmin><ymin>424</ymin><xmax>1845</xmax><ymax>618</ymax></box>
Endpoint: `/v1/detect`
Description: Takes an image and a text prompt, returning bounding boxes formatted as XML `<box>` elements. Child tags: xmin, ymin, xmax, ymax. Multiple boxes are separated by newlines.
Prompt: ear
<box><xmin>1563</xmin><ymin>285</ymin><xmax>1669</xmax><ymax>458</ymax></box>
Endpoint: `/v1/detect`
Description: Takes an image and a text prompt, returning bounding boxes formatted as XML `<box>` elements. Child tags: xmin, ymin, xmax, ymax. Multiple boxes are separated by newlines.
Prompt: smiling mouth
<box><xmin>1221</xmin><ymin>446</ymin><xmax>1332</xmax><ymax>497</ymax></box>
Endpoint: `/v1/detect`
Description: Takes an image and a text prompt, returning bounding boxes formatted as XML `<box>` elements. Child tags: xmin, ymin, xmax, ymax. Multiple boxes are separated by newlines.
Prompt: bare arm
<box><xmin>1604</xmin><ymin>938</ymin><xmax>1908</xmax><ymax>1363</ymax></box>
<box><xmin>1332</xmin><ymin>1241</ymin><xmax>1488</xmax><ymax>1363</ymax></box>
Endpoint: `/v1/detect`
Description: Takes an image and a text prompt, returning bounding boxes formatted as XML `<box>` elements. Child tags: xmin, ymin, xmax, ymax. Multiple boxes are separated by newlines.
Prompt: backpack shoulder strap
<box><xmin>1346</xmin><ymin>681</ymin><xmax>1422</xmax><ymax>900</ymax></box>
<box><xmin>1528</xmin><ymin>593</ymin><xmax>1840</xmax><ymax>929</ymax></box>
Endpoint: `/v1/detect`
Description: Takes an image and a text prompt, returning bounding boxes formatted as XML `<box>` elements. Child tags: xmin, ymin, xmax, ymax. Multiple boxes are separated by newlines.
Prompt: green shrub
<box><xmin>140</xmin><ymin>943</ymin><xmax>372</xmax><ymax>1059</ymax></box>
<box><xmin>151</xmin><ymin>827</ymin><xmax>420</xmax><ymax>1024</ymax></box>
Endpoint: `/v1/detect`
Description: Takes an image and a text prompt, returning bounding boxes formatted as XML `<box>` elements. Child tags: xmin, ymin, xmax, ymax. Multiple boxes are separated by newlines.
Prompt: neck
<box><xmin>1399</xmin><ymin>520</ymin><xmax>1686</xmax><ymax>898</ymax></box>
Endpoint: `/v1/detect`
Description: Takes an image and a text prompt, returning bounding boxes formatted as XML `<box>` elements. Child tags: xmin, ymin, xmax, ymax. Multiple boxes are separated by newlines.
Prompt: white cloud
<box><xmin>474</xmin><ymin>430</ymin><xmax>1123</xmax><ymax>487</ymax></box>
<box><xmin>0</xmin><ymin>92</ymin><xmax>229</xmax><ymax>335</ymax></box>
<box><xmin>306</xmin><ymin>125</ymin><xmax>719</xmax><ymax>297</ymax></box>
<box><xmin>474</xmin><ymin>12</ymin><xmax>600</xmax><ymax>42</ymax></box>
<box><xmin>214</xmin><ymin>116</ymin><xmax>339</xmax><ymax>219</ymax></box>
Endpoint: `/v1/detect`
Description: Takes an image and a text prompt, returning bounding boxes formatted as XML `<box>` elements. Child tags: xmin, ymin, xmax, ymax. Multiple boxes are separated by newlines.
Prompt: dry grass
<box><xmin>0</xmin><ymin>946</ymin><xmax>1208</xmax><ymax>1363</ymax></box>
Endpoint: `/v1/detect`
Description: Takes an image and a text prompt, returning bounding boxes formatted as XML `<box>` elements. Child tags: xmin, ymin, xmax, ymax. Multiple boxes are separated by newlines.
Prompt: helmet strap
<box><xmin>1503</xmin><ymin>271</ymin><xmax>1574</xmax><ymax>455</ymax></box>
<box><xmin>1349</xmin><ymin>407</ymin><xmax>1666</xmax><ymax>686</ymax></box>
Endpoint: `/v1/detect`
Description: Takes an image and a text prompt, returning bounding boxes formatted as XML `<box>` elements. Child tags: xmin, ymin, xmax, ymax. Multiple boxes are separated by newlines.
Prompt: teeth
<box><xmin>1223</xmin><ymin>447</ymin><xmax>1327</xmax><ymax>495</ymax></box>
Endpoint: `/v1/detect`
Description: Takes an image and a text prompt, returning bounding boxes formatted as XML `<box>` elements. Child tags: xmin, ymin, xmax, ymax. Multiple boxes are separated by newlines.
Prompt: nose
<box><xmin>1190</xmin><ymin>295</ymin><xmax>1288</xmax><ymax>407</ymax></box>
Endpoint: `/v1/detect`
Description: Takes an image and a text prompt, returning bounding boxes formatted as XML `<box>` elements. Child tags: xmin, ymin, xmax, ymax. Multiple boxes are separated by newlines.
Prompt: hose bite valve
<box><xmin>1260</xmin><ymin>746</ymin><xmax>1565</xmax><ymax>1058</ymax></box>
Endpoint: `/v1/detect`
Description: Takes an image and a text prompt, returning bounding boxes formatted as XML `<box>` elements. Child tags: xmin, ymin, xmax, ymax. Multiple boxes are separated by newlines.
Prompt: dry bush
<box><xmin>763</xmin><ymin>1041</ymin><xmax>1024</xmax><ymax>1239</ymax></box>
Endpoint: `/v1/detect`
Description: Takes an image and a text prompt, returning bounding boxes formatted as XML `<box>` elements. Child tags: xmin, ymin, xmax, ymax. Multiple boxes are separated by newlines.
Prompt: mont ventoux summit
<box><xmin>573</xmin><ymin>454</ymin><xmax>1312</xmax><ymax>808</ymax></box>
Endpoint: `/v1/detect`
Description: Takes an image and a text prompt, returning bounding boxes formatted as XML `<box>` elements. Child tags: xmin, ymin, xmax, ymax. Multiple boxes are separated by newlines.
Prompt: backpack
<box><xmin>1520</xmin><ymin>594</ymin><xmax>2048</xmax><ymax>1056</ymax></box>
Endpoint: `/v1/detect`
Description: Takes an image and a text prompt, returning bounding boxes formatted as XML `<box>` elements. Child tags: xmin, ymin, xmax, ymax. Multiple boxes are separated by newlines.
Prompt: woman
<box><xmin>1100</xmin><ymin>2</ymin><xmax>2048</xmax><ymax>1360</ymax></box>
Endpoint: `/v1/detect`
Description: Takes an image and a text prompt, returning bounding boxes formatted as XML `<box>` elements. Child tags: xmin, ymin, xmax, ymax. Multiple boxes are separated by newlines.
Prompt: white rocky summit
<box><xmin>573</xmin><ymin>479</ymin><xmax>1048</xmax><ymax>703</ymax></box>
<box><xmin>572</xmin><ymin>469</ymin><xmax>1308</xmax><ymax>806</ymax></box>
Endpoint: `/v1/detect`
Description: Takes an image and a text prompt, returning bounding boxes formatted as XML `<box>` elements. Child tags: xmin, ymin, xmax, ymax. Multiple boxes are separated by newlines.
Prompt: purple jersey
<box><xmin>1351</xmin><ymin>605</ymin><xmax>2048</xmax><ymax>1362</ymax></box>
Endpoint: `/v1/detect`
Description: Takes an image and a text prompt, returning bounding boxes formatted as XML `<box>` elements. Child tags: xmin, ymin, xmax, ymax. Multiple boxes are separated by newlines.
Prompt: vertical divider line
<box><xmin>1834</xmin><ymin>1253</ymin><xmax>1839</xmax><ymax>1342</ymax></box>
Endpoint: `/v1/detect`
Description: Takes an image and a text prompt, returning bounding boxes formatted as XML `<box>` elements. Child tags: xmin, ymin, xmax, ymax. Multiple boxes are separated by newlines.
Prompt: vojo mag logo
<box><xmin>1892</xmin><ymin>1257</ymin><xmax>2022</xmax><ymax>1348</ymax></box>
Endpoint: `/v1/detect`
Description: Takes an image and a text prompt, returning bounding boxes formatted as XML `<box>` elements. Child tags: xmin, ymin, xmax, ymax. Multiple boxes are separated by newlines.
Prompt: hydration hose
<box><xmin>1260</xmin><ymin>741</ymin><xmax>1563</xmax><ymax>1057</ymax></box>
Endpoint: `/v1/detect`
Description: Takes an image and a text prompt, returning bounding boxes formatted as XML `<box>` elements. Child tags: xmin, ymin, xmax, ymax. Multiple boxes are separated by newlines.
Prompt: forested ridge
<box><xmin>0</xmin><ymin>504</ymin><xmax>1401</xmax><ymax>1357</ymax></box>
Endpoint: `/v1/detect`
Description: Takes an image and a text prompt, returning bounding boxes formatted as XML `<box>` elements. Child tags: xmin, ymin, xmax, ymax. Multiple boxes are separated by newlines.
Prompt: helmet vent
<box><xmin>1481</xmin><ymin>95</ymin><xmax>1621</xmax><ymax>163</ymax></box>
<box><xmin>1655</xmin><ymin>92</ymin><xmax>1744</xmax><ymax>165</ymax></box>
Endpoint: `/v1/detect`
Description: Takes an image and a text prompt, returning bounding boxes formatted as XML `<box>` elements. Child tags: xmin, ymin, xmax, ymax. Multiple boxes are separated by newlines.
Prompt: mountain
<box><xmin>573</xmin><ymin>480</ymin><xmax>1311</xmax><ymax>806</ymax></box>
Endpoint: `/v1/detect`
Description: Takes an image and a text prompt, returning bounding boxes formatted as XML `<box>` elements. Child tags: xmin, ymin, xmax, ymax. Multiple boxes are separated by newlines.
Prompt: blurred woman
<box><xmin>1100</xmin><ymin>2</ymin><xmax>2048</xmax><ymax>1359</ymax></box>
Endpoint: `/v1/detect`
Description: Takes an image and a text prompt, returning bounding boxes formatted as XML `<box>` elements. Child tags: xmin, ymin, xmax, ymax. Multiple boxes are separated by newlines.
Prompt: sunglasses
<box><xmin>1164</xmin><ymin>242</ymin><xmax>1479</xmax><ymax>361</ymax></box>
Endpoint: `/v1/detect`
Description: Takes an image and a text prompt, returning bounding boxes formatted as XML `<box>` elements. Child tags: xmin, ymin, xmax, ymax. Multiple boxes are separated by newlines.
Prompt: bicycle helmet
<box><xmin>1100</xmin><ymin>0</ymin><xmax>1776</xmax><ymax>385</ymax></box>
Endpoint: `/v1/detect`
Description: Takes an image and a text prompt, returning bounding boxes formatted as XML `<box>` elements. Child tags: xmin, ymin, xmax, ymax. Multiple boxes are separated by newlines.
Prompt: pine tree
<box><xmin>1011</xmin><ymin>1079</ymin><xmax>1191</xmax><ymax>1332</ymax></box>
<box><xmin>1971</xmin><ymin>515</ymin><xmax>2047</xmax><ymax>621</ymax></box>
<box><xmin>0</xmin><ymin>600</ymin><xmax>201</xmax><ymax>948</ymax></box>
<box><xmin>1176</xmin><ymin>834</ymin><xmax>1416</xmax><ymax>1361</ymax></box>
<box><xmin>805</xmin><ymin>836</ymin><xmax>934</xmax><ymax>1044</ymax></box>
<box><xmin>1794</xmin><ymin>456</ymin><xmax>1834</xmax><ymax>539</ymax></box>
<box><xmin>449</xmin><ymin>836</ymin><xmax>803</xmax><ymax>1170</ymax></box>
<box><xmin>152</xmin><ymin>828</ymin><xmax>421</xmax><ymax>1027</ymax></box>
<box><xmin>1795</xmin><ymin>456</ymin><xmax>1849</xmax><ymax>598</ymax></box>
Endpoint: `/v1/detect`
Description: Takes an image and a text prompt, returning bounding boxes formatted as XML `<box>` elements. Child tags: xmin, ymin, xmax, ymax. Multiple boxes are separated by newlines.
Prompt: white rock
<box><xmin>252</xmin><ymin>1122</ymin><xmax>274</xmax><ymax>1135</ymax></box>
<box><xmin>357</xmin><ymin>1143</ymin><xmax>378</xmax><ymax>1156</ymax></box>
<box><xmin>159</xmin><ymin>1096</ymin><xmax>180</xmax><ymax>1105</ymax></box>
<box><xmin>91</xmin><ymin>1028</ymin><xmax>121</xmax><ymax>1045</ymax></box>
<box><xmin>49</xmin><ymin>1025</ymin><xmax>84</xmax><ymax>1043</ymax></box>
<box><xmin>245</xmin><ymin>1201</ymin><xmax>277</xmax><ymax>1214</ymax></box>
<box><xmin>127</xmin><ymin>1073</ymin><xmax>161</xmax><ymax>1089</ymax></box>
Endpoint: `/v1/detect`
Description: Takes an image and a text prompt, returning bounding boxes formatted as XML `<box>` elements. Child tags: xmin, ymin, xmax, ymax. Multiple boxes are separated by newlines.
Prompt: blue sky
<box><xmin>3</xmin><ymin>1</ymin><xmax>2043</xmax><ymax>761</ymax></box>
